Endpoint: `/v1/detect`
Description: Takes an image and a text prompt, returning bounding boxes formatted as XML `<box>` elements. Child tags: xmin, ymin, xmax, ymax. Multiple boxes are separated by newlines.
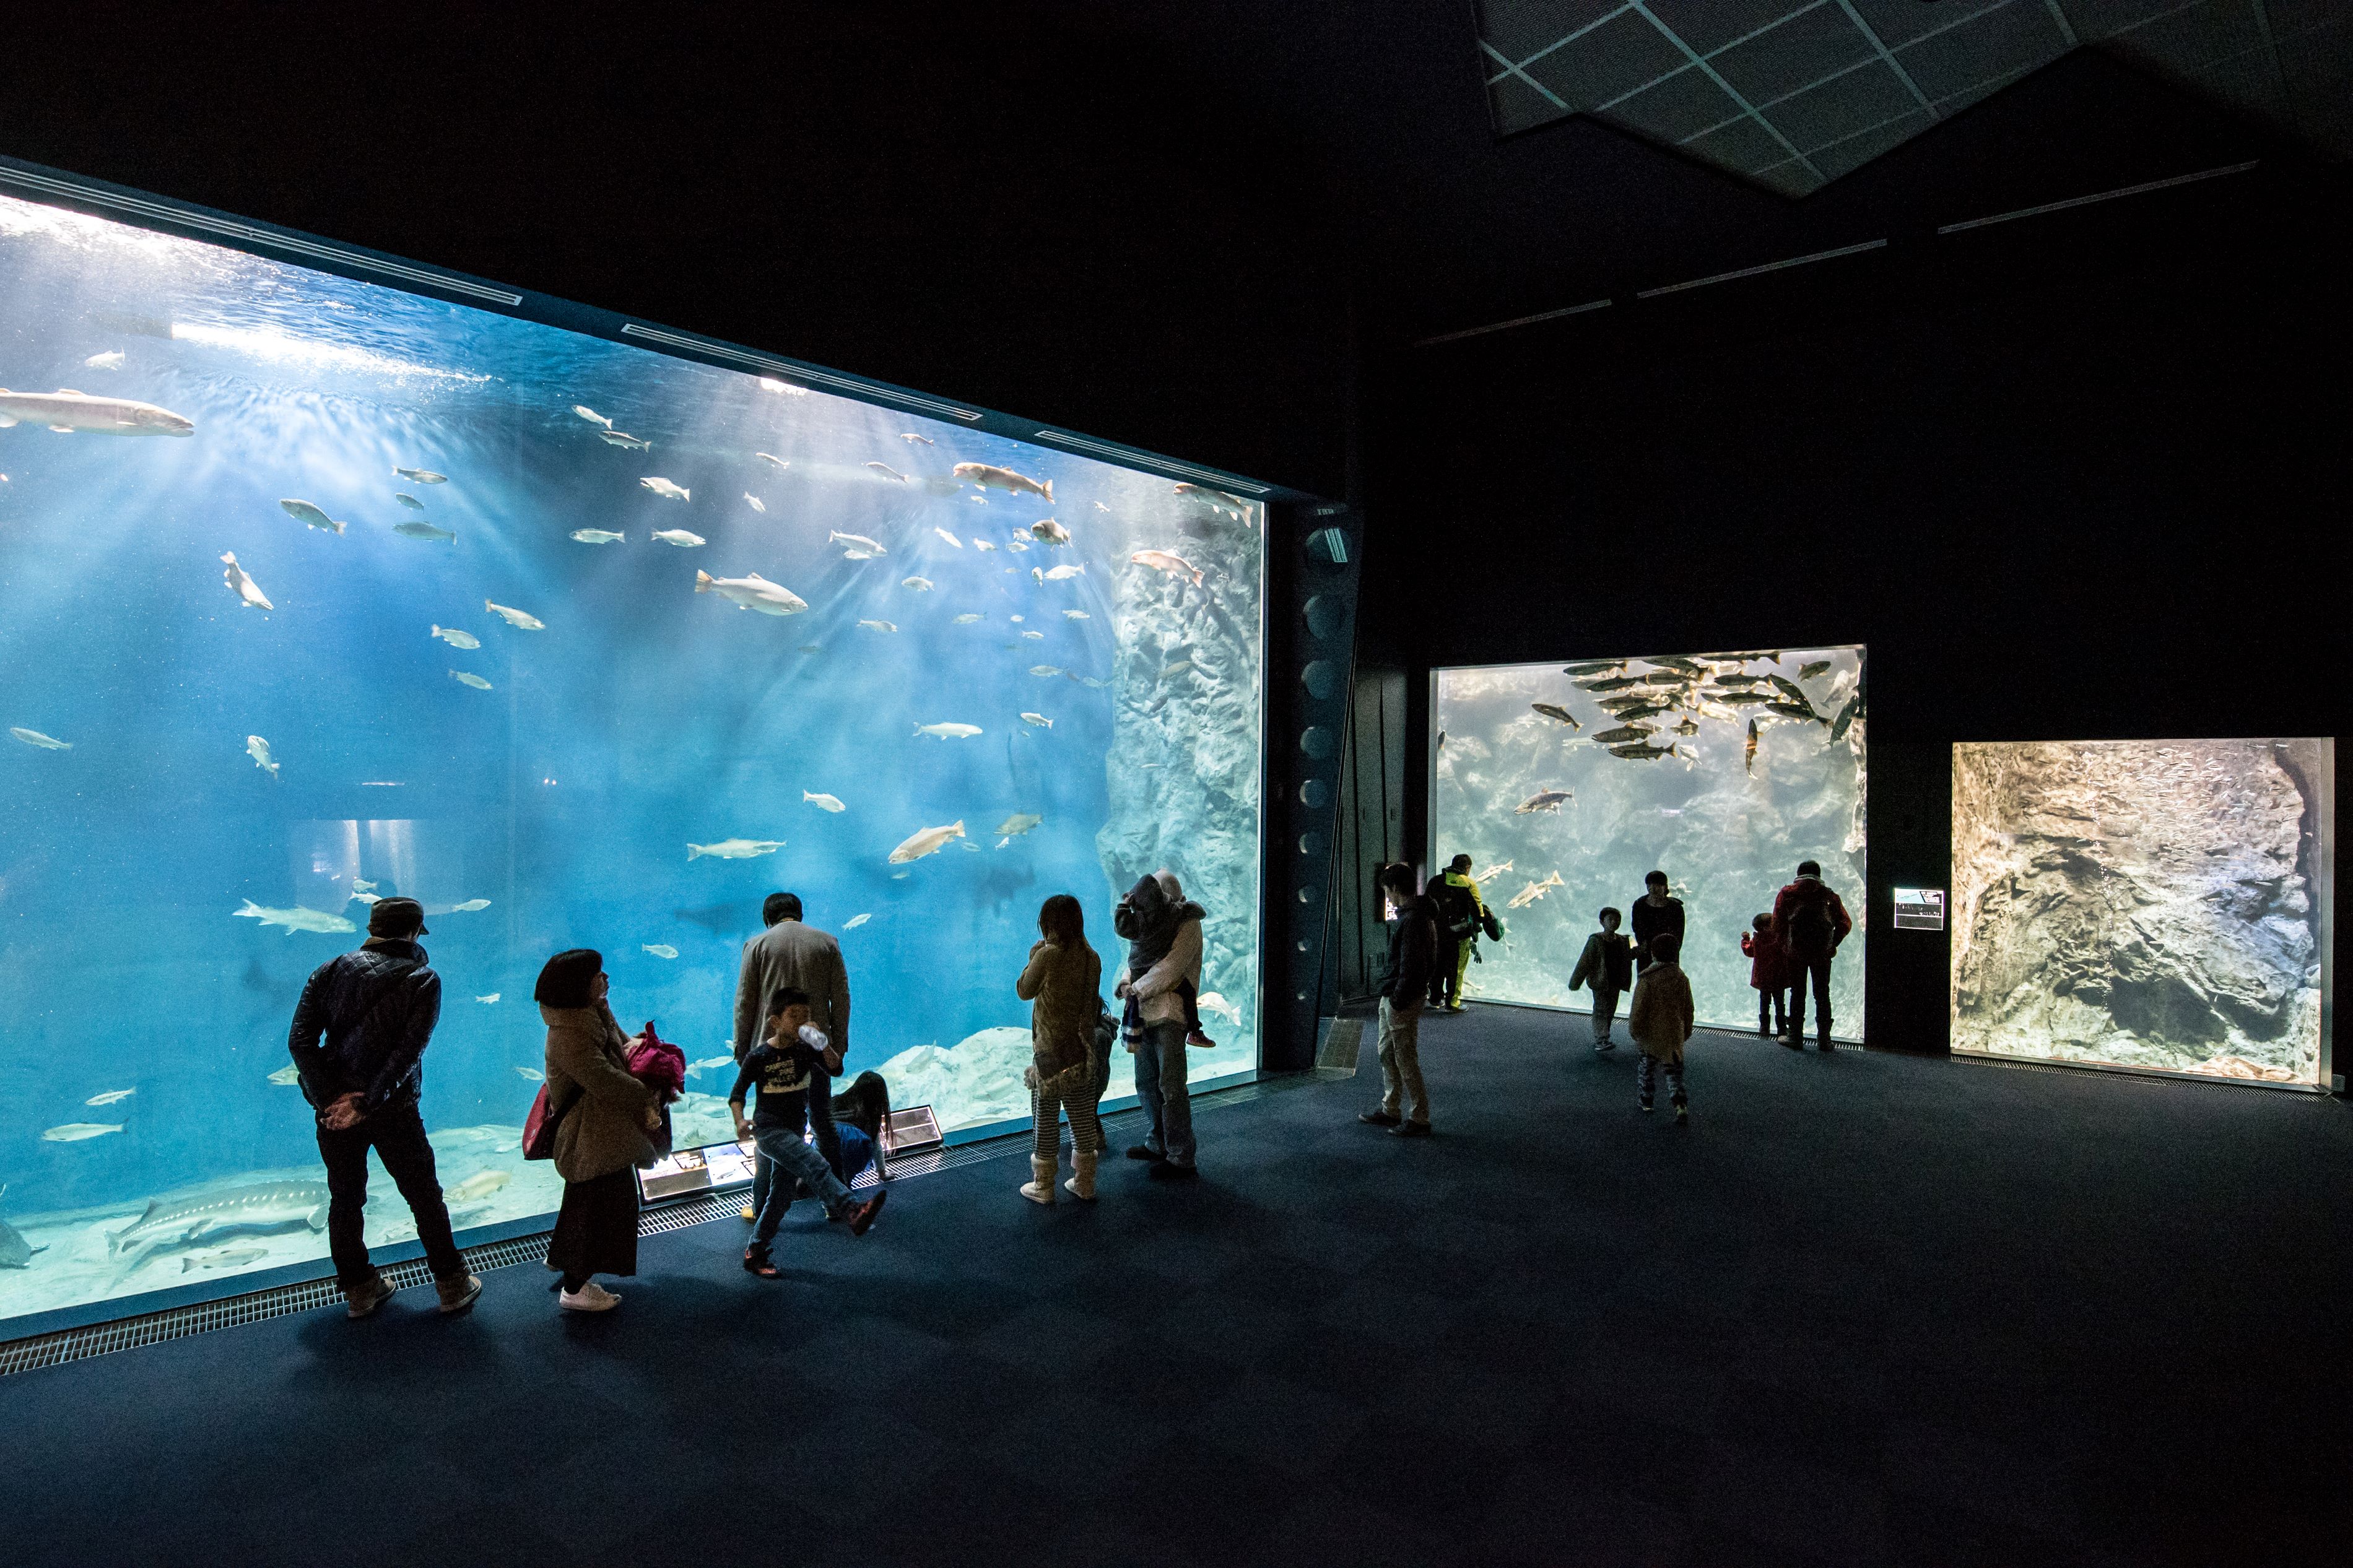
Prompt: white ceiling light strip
<box><xmin>1636</xmin><ymin>238</ymin><xmax>1886</xmax><ymax>298</ymax></box>
<box><xmin>1029</xmin><ymin>431</ymin><xmax>1269</xmax><ymax>493</ymax></box>
<box><xmin>1415</xmin><ymin>297</ymin><xmax>1614</xmax><ymax>347</ymax></box>
<box><xmin>0</xmin><ymin>165</ymin><xmax>524</xmax><ymax>306</ymax></box>
<box><xmin>1937</xmin><ymin>161</ymin><xmax>2261</xmax><ymax>234</ymax></box>
<box><xmin>618</xmin><ymin>324</ymin><xmax>983</xmax><ymax>421</ymax></box>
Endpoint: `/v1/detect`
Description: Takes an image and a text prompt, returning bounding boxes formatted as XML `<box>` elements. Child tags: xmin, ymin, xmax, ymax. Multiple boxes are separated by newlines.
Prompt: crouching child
<box><xmin>1628</xmin><ymin>932</ymin><xmax>1697</xmax><ymax>1124</ymax></box>
<box><xmin>729</xmin><ymin>987</ymin><xmax>885</xmax><ymax>1277</ymax></box>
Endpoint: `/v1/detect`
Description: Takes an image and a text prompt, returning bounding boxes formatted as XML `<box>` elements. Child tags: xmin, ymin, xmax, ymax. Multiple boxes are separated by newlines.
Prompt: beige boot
<box><xmin>1064</xmin><ymin>1148</ymin><xmax>1098</xmax><ymax>1202</ymax></box>
<box><xmin>1020</xmin><ymin>1155</ymin><xmax>1058</xmax><ymax>1204</ymax></box>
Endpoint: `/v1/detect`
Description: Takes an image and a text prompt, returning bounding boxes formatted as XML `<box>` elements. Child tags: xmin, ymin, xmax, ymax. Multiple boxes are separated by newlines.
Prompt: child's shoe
<box><xmin>1186</xmin><ymin>1028</ymin><xmax>1217</xmax><ymax>1049</ymax></box>
<box><xmin>742</xmin><ymin>1246</ymin><xmax>781</xmax><ymax>1280</ymax></box>
<box><xmin>1674</xmin><ymin>1101</ymin><xmax>1689</xmax><ymax>1125</ymax></box>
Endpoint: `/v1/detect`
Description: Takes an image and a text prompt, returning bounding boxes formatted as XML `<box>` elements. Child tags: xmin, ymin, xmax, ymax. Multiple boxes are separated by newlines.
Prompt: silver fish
<box><xmin>181</xmin><ymin>1246</ymin><xmax>269</xmax><ymax>1274</ymax></box>
<box><xmin>395</xmin><ymin>493</ymin><xmax>425</xmax><ymax>511</ymax></box>
<box><xmin>394</xmin><ymin>520</ymin><xmax>455</xmax><ymax>542</ymax></box>
<box><xmin>430</xmin><ymin>623</ymin><xmax>480</xmax><ymax>649</ymax></box>
<box><xmin>393</xmin><ymin>467</ymin><xmax>448</xmax><ymax>483</ymax></box>
<box><xmin>598</xmin><ymin>430</ymin><xmax>652</xmax><ymax>449</ymax></box>
<box><xmin>10</xmin><ymin>726</ymin><xmax>71</xmax><ymax>750</ymax></box>
<box><xmin>109</xmin><ymin>1180</ymin><xmax>329</xmax><ymax>1255</ymax></box>
<box><xmin>450</xmin><ymin>670</ymin><xmax>494</xmax><ymax>691</ymax></box>
<box><xmin>43</xmin><ymin>1122</ymin><xmax>124</xmax><ymax>1141</ymax></box>
<box><xmin>279</xmin><ymin>499</ymin><xmax>346</xmax><ymax>535</ymax></box>
<box><xmin>0</xmin><ymin>388</ymin><xmax>193</xmax><ymax>435</ymax></box>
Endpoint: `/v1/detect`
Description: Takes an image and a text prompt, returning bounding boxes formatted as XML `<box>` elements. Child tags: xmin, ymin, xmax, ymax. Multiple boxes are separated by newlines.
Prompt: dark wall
<box><xmin>0</xmin><ymin>4</ymin><xmax>1357</xmax><ymax>499</ymax></box>
<box><xmin>1367</xmin><ymin>158</ymin><xmax>2352</xmax><ymax>1053</ymax></box>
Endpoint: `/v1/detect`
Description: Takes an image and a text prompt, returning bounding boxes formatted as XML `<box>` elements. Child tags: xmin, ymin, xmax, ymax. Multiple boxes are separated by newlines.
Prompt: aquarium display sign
<box><xmin>1952</xmin><ymin>739</ymin><xmax>2333</xmax><ymax>1086</ymax></box>
<box><xmin>1430</xmin><ymin>648</ymin><xmax>1866</xmax><ymax>1035</ymax></box>
<box><xmin>0</xmin><ymin>187</ymin><xmax>1266</xmax><ymax>1328</ymax></box>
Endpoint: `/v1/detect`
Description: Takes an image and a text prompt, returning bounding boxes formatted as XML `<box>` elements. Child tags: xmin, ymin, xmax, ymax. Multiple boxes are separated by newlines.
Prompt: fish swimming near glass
<box><xmin>10</xmin><ymin>726</ymin><xmax>71</xmax><ymax>750</ymax></box>
<box><xmin>108</xmin><ymin>1180</ymin><xmax>330</xmax><ymax>1258</ymax></box>
<box><xmin>866</xmin><ymin>462</ymin><xmax>908</xmax><ymax>482</ymax></box>
<box><xmin>450</xmin><ymin>670</ymin><xmax>494</xmax><ymax>691</ymax></box>
<box><xmin>571</xmin><ymin>529</ymin><xmax>624</xmax><ymax>545</ymax></box>
<box><xmin>234</xmin><ymin>899</ymin><xmax>357</xmax><ymax>936</ymax></box>
<box><xmin>1131</xmin><ymin>550</ymin><xmax>1203</xmax><ymax>586</ymax></box>
<box><xmin>1529</xmin><ymin>703</ymin><xmax>1580</xmax><ymax>730</ymax></box>
<box><xmin>1514</xmin><ymin>789</ymin><xmax>1572</xmax><ymax>813</ymax></box>
<box><xmin>445</xmin><ymin>1169</ymin><xmax>510</xmax><ymax>1203</ymax></box>
<box><xmin>0</xmin><ymin>387</ymin><xmax>194</xmax><ymax>435</ymax></box>
<box><xmin>431</xmin><ymin>623</ymin><xmax>480</xmax><ymax>649</ymax></box>
<box><xmin>85</xmin><ymin>1088</ymin><xmax>137</xmax><ymax>1106</ymax></box>
<box><xmin>889</xmin><ymin>821</ymin><xmax>966</xmax><ymax>864</ymax></box>
<box><xmin>1030</xmin><ymin>519</ymin><xmax>1072</xmax><ymax>547</ymax></box>
<box><xmin>394</xmin><ymin>520</ymin><xmax>456</xmax><ymax>543</ymax></box>
<box><xmin>220</xmin><ymin>552</ymin><xmax>273</xmax><ymax>610</ymax></box>
<box><xmin>695</xmin><ymin>570</ymin><xmax>807</xmax><ymax>616</ymax></box>
<box><xmin>393</xmin><ymin>467</ymin><xmax>447</xmax><ymax>484</ymax></box>
<box><xmin>953</xmin><ymin>462</ymin><xmax>1053</xmax><ymax>503</ymax></box>
<box><xmin>842</xmin><ymin>914</ymin><xmax>872</xmax><ymax>930</ymax></box>
<box><xmin>914</xmin><ymin>722</ymin><xmax>982</xmax><ymax>739</ymax></box>
<box><xmin>652</xmin><ymin>529</ymin><xmax>705</xmax><ymax>548</ymax></box>
<box><xmin>598</xmin><ymin>430</ymin><xmax>652</xmax><ymax>449</ymax></box>
<box><xmin>180</xmin><ymin>1247</ymin><xmax>268</xmax><ymax>1274</ymax></box>
<box><xmin>279</xmin><ymin>499</ymin><xmax>347</xmax><ymax>535</ymax></box>
<box><xmin>395</xmin><ymin>493</ymin><xmax>425</xmax><ymax>511</ymax></box>
<box><xmin>484</xmin><ymin>600</ymin><xmax>546</xmax><ymax>630</ymax></box>
<box><xmin>642</xmin><ymin>944</ymin><xmax>679</xmax><ymax>959</ymax></box>
<box><xmin>686</xmin><ymin>838</ymin><xmax>785</xmax><ymax>860</ymax></box>
<box><xmin>829</xmin><ymin>530</ymin><xmax>887</xmax><ymax>555</ymax></box>
<box><xmin>43</xmin><ymin>1122</ymin><xmax>124</xmax><ymax>1141</ymax></box>
<box><xmin>640</xmin><ymin>477</ymin><xmax>690</xmax><ymax>501</ymax></box>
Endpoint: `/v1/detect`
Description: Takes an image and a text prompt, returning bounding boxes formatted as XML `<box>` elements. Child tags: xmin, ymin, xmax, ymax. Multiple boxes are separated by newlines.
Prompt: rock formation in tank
<box><xmin>1950</xmin><ymin>739</ymin><xmax>2328</xmax><ymax>1082</ymax></box>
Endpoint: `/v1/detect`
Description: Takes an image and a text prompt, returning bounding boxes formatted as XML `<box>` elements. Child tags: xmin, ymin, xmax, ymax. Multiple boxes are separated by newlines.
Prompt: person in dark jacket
<box><xmin>729</xmin><ymin>986</ymin><xmax>887</xmax><ymax>1280</ymax></box>
<box><xmin>1360</xmin><ymin>862</ymin><xmax>1437</xmax><ymax>1136</ymax></box>
<box><xmin>1425</xmin><ymin>854</ymin><xmax>1484</xmax><ymax>1012</ymax></box>
<box><xmin>1630</xmin><ymin>871</ymin><xmax>1685</xmax><ymax>974</ymax></box>
<box><xmin>1567</xmin><ymin>906</ymin><xmax>1634</xmax><ymax>1052</ymax></box>
<box><xmin>1773</xmin><ymin>860</ymin><xmax>1855</xmax><ymax>1049</ymax></box>
<box><xmin>287</xmin><ymin>896</ymin><xmax>482</xmax><ymax>1320</ymax></box>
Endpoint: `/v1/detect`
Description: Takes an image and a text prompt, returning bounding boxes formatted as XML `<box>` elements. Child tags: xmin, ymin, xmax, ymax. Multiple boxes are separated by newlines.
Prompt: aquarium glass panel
<box><xmin>0</xmin><ymin>191</ymin><xmax>1264</xmax><ymax>1326</ymax></box>
<box><xmin>1952</xmin><ymin>740</ymin><xmax>2332</xmax><ymax>1085</ymax></box>
<box><xmin>1430</xmin><ymin>649</ymin><xmax>1866</xmax><ymax>1033</ymax></box>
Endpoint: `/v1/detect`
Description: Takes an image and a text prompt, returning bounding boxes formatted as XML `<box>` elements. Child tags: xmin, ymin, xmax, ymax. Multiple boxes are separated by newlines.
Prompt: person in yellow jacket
<box><xmin>1425</xmin><ymin>854</ymin><xmax>1485</xmax><ymax>1012</ymax></box>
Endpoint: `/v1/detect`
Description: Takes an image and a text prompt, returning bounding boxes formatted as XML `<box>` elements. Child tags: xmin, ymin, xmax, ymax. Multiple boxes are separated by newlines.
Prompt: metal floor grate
<box><xmin>0</xmin><ymin>1070</ymin><xmax>1322</xmax><ymax>1379</ymax></box>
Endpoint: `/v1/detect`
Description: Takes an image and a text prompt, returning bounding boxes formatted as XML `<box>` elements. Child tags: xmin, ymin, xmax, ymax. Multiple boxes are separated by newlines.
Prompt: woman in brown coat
<box><xmin>1016</xmin><ymin>894</ymin><xmax>1105</xmax><ymax>1204</ymax></box>
<box><xmin>535</xmin><ymin>948</ymin><xmax>661</xmax><ymax>1312</ymax></box>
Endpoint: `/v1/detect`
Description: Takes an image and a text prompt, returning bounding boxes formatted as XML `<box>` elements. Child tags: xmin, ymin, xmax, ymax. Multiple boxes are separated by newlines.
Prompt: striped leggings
<box><xmin>1032</xmin><ymin>1070</ymin><xmax>1105</xmax><ymax>1159</ymax></box>
<box><xmin>1637</xmin><ymin>1052</ymin><xmax>1686</xmax><ymax>1106</ymax></box>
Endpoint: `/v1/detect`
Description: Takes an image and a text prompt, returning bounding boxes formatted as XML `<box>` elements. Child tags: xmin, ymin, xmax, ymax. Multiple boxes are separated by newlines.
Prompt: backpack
<box><xmin>1785</xmin><ymin>896</ymin><xmax>1835</xmax><ymax>961</ymax></box>
<box><xmin>1428</xmin><ymin>877</ymin><xmax>1477</xmax><ymax>940</ymax></box>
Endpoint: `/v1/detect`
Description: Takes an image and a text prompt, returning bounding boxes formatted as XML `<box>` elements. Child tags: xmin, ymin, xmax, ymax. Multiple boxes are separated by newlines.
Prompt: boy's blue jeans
<box><xmin>751</xmin><ymin>1120</ymin><xmax>855</xmax><ymax>1245</ymax></box>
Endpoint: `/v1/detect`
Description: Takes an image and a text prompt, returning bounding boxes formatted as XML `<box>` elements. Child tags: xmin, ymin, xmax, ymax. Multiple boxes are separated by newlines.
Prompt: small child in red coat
<box><xmin>1741</xmin><ymin>913</ymin><xmax>1787</xmax><ymax>1039</ymax></box>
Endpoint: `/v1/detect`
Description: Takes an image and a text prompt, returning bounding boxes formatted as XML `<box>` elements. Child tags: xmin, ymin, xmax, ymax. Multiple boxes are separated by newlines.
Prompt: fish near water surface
<box><xmin>0</xmin><ymin>388</ymin><xmax>194</xmax><ymax>435</ymax></box>
<box><xmin>953</xmin><ymin>462</ymin><xmax>1053</xmax><ymax>503</ymax></box>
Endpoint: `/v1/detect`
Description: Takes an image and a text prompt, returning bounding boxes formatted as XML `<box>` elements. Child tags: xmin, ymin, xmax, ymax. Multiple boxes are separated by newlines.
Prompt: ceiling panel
<box><xmin>1476</xmin><ymin>0</ymin><xmax>2352</xmax><ymax>194</ymax></box>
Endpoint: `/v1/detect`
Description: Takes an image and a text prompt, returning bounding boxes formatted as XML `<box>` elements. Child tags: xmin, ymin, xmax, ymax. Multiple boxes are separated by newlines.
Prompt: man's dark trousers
<box><xmin>1786</xmin><ymin>953</ymin><xmax>1837</xmax><ymax>1044</ymax></box>
<box><xmin>316</xmin><ymin>1101</ymin><xmax>466</xmax><ymax>1290</ymax></box>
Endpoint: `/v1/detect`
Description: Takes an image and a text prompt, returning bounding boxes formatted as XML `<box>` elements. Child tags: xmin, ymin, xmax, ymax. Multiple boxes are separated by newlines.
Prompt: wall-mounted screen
<box><xmin>1952</xmin><ymin>740</ymin><xmax>2332</xmax><ymax>1086</ymax></box>
<box><xmin>0</xmin><ymin>187</ymin><xmax>1265</xmax><ymax>1327</ymax></box>
<box><xmin>1430</xmin><ymin>648</ymin><xmax>1866</xmax><ymax>1035</ymax></box>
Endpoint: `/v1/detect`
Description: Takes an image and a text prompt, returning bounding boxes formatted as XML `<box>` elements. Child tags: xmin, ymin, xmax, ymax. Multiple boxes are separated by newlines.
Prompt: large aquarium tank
<box><xmin>1431</xmin><ymin>649</ymin><xmax>1866</xmax><ymax>1035</ymax></box>
<box><xmin>1952</xmin><ymin>739</ymin><xmax>2332</xmax><ymax>1086</ymax></box>
<box><xmin>0</xmin><ymin>185</ymin><xmax>1266</xmax><ymax>1328</ymax></box>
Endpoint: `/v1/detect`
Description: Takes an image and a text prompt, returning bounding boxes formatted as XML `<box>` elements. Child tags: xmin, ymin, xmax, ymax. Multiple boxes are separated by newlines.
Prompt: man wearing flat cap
<box><xmin>287</xmin><ymin>895</ymin><xmax>483</xmax><ymax>1320</ymax></box>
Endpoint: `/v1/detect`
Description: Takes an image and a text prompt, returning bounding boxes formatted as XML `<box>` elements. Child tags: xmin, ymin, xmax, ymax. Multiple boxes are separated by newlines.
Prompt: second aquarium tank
<box><xmin>0</xmin><ymin>185</ymin><xmax>1266</xmax><ymax>1328</ymax></box>
<box><xmin>1431</xmin><ymin>649</ymin><xmax>1866</xmax><ymax>1034</ymax></box>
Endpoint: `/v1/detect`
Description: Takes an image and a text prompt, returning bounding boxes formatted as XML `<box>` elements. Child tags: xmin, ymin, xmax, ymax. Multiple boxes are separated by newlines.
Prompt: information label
<box><xmin>1892</xmin><ymin>887</ymin><xmax>1946</xmax><ymax>931</ymax></box>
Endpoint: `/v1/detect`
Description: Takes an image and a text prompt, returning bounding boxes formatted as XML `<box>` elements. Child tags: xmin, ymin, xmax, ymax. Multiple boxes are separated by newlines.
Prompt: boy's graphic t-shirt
<box><xmin>730</xmin><ymin>1041</ymin><xmax>825</xmax><ymax>1125</ymax></box>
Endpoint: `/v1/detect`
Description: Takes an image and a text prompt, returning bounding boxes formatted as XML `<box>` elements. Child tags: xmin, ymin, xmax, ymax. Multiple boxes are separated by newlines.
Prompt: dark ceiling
<box><xmin>0</xmin><ymin>2</ymin><xmax>2340</xmax><ymax>498</ymax></box>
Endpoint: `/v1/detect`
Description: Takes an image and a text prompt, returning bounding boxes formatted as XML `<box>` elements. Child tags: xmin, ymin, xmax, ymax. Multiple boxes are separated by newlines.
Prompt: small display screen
<box><xmin>1891</xmin><ymin>888</ymin><xmax>1946</xmax><ymax>930</ymax></box>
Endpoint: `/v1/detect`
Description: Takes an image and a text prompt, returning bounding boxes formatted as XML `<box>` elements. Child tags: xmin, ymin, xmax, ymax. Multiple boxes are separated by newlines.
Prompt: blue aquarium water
<box><xmin>1432</xmin><ymin>649</ymin><xmax>1866</xmax><ymax>1035</ymax></box>
<box><xmin>0</xmin><ymin>193</ymin><xmax>1264</xmax><ymax>1324</ymax></box>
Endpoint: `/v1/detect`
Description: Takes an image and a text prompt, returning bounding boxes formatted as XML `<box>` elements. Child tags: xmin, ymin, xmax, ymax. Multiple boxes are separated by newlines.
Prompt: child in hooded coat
<box><xmin>1628</xmin><ymin>932</ymin><xmax>1696</xmax><ymax>1123</ymax></box>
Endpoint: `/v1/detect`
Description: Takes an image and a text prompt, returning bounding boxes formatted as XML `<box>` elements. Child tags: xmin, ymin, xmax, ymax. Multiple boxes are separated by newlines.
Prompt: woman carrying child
<box><xmin>1016</xmin><ymin>893</ymin><xmax>1107</xmax><ymax>1203</ymax></box>
<box><xmin>536</xmin><ymin>949</ymin><xmax>665</xmax><ymax>1314</ymax></box>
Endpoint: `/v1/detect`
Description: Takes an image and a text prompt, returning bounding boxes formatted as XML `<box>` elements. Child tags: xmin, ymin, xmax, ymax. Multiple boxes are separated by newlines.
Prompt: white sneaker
<box><xmin>559</xmin><ymin>1280</ymin><xmax>621</xmax><ymax>1312</ymax></box>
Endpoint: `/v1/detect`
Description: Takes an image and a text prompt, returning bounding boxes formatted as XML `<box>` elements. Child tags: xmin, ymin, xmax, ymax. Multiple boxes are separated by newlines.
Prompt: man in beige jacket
<box><xmin>733</xmin><ymin>892</ymin><xmax>851</xmax><ymax>1216</ymax></box>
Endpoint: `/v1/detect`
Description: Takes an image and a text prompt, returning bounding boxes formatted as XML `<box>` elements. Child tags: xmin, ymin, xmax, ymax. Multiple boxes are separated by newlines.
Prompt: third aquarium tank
<box><xmin>1951</xmin><ymin>739</ymin><xmax>2331</xmax><ymax>1085</ymax></box>
<box><xmin>1431</xmin><ymin>649</ymin><xmax>1866</xmax><ymax>1034</ymax></box>
<box><xmin>0</xmin><ymin>184</ymin><xmax>1266</xmax><ymax>1327</ymax></box>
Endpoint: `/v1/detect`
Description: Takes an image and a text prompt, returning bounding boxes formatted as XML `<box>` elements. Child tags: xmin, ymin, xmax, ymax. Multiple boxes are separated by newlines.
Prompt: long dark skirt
<box><xmin>545</xmin><ymin>1169</ymin><xmax>640</xmax><ymax>1280</ymax></box>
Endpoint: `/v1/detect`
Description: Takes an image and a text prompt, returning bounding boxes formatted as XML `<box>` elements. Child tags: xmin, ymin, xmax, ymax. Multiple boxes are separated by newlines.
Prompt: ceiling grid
<box><xmin>1477</xmin><ymin>0</ymin><xmax>2349</xmax><ymax>193</ymax></box>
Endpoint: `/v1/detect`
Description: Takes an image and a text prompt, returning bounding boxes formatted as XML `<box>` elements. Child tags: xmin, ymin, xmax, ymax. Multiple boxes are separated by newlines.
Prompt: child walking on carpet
<box><xmin>1629</xmin><ymin>931</ymin><xmax>1696</xmax><ymax>1124</ymax></box>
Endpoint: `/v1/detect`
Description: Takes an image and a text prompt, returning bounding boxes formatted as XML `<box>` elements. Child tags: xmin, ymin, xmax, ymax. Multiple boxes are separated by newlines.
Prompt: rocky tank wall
<box><xmin>1951</xmin><ymin>739</ymin><xmax>2331</xmax><ymax>1083</ymax></box>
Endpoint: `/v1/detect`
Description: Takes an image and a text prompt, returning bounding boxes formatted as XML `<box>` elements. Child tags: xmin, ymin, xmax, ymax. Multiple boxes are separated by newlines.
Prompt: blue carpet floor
<box><xmin>4</xmin><ymin>1004</ymin><xmax>2349</xmax><ymax>1567</ymax></box>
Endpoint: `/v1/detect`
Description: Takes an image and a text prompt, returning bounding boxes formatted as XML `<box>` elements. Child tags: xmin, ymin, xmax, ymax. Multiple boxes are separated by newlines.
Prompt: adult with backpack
<box><xmin>1425</xmin><ymin>854</ymin><xmax>1485</xmax><ymax>1012</ymax></box>
<box><xmin>287</xmin><ymin>896</ymin><xmax>483</xmax><ymax>1321</ymax></box>
<box><xmin>1773</xmin><ymin>860</ymin><xmax>1854</xmax><ymax>1050</ymax></box>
